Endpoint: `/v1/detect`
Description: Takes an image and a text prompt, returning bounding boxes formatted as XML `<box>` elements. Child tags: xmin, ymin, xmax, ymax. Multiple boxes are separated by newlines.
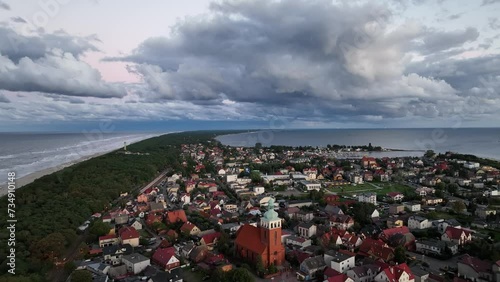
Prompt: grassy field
<box><xmin>328</xmin><ymin>182</ymin><xmax>412</xmax><ymax>196</ymax></box>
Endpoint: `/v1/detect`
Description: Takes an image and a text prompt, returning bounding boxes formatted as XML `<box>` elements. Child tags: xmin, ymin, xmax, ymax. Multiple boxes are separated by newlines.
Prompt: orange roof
<box><xmin>235</xmin><ymin>224</ymin><xmax>267</xmax><ymax>255</ymax></box>
<box><xmin>180</xmin><ymin>221</ymin><xmax>198</xmax><ymax>232</ymax></box>
<box><xmin>167</xmin><ymin>209</ymin><xmax>187</xmax><ymax>224</ymax></box>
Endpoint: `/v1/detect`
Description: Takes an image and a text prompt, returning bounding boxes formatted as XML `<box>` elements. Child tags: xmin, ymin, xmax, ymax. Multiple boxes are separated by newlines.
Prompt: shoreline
<box><xmin>0</xmin><ymin>150</ymin><xmax>113</xmax><ymax>197</ymax></box>
<box><xmin>0</xmin><ymin>133</ymin><xmax>168</xmax><ymax>197</ymax></box>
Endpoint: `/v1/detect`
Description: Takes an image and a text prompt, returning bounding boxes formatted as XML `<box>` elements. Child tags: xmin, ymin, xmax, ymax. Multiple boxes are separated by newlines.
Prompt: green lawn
<box><xmin>328</xmin><ymin>182</ymin><xmax>412</xmax><ymax>196</ymax></box>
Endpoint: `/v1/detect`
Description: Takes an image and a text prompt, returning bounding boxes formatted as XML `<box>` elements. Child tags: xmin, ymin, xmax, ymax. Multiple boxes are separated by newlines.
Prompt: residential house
<box><xmin>297</xmin><ymin>255</ymin><xmax>327</xmax><ymax>281</ymax></box>
<box><xmin>325</xmin><ymin>250</ymin><xmax>355</xmax><ymax>273</ymax></box>
<box><xmin>118</xmin><ymin>226</ymin><xmax>140</xmax><ymax>247</ymax></box>
<box><xmin>346</xmin><ymin>264</ymin><xmax>381</xmax><ymax>282</ymax></box>
<box><xmin>298</xmin><ymin>222</ymin><xmax>317</xmax><ymax>238</ymax></box>
<box><xmin>180</xmin><ymin>222</ymin><xmax>201</xmax><ymax>236</ymax></box>
<box><xmin>296</xmin><ymin>210</ymin><xmax>315</xmax><ymax>222</ymax></box>
<box><xmin>200</xmin><ymin>232</ymin><xmax>221</xmax><ymax>250</ymax></box>
<box><xmin>416</xmin><ymin>239</ymin><xmax>458</xmax><ymax>256</ymax></box>
<box><xmin>421</xmin><ymin>196</ymin><xmax>443</xmax><ymax>205</ymax></box>
<box><xmin>299</xmin><ymin>180</ymin><xmax>322</xmax><ymax>191</ymax></box>
<box><xmin>441</xmin><ymin>227</ymin><xmax>472</xmax><ymax>246</ymax></box>
<box><xmin>325</xmin><ymin>205</ymin><xmax>344</xmax><ymax>216</ymax></box>
<box><xmin>387</xmin><ymin>218</ymin><xmax>404</xmax><ymax>228</ymax></box>
<box><xmin>99</xmin><ymin>235</ymin><xmax>119</xmax><ymax>248</ymax></box>
<box><xmin>121</xmin><ymin>253</ymin><xmax>150</xmax><ymax>274</ymax></box>
<box><xmin>457</xmin><ymin>254</ymin><xmax>494</xmax><ymax>282</ymax></box>
<box><xmin>415</xmin><ymin>187</ymin><xmax>435</xmax><ymax>196</ymax></box>
<box><xmin>387</xmin><ymin>192</ymin><xmax>404</xmax><ymax>202</ymax></box>
<box><xmin>408</xmin><ymin>216</ymin><xmax>432</xmax><ymax>230</ymax></box>
<box><xmin>329</xmin><ymin>215</ymin><xmax>355</xmax><ymax>230</ymax></box>
<box><xmin>130</xmin><ymin>219</ymin><xmax>142</xmax><ymax>230</ymax></box>
<box><xmin>374</xmin><ymin>263</ymin><xmax>415</xmax><ymax>282</ymax></box>
<box><xmin>475</xmin><ymin>208</ymin><xmax>497</xmax><ymax>219</ymax></box>
<box><xmin>358</xmin><ymin>238</ymin><xmax>394</xmax><ymax>261</ymax></box>
<box><xmin>103</xmin><ymin>244</ymin><xmax>133</xmax><ymax>266</ymax></box>
<box><xmin>286</xmin><ymin>235</ymin><xmax>312</xmax><ymax>249</ymax></box>
<box><xmin>403</xmin><ymin>202</ymin><xmax>421</xmax><ymax>212</ymax></box>
<box><xmin>152</xmin><ymin>247</ymin><xmax>180</xmax><ymax>271</ymax></box>
<box><xmin>358</xmin><ymin>193</ymin><xmax>377</xmax><ymax>205</ymax></box>
<box><xmin>437</xmin><ymin>219</ymin><xmax>461</xmax><ymax>234</ymax></box>
<box><xmin>389</xmin><ymin>204</ymin><xmax>405</xmax><ymax>215</ymax></box>
<box><xmin>166</xmin><ymin>210</ymin><xmax>188</xmax><ymax>225</ymax></box>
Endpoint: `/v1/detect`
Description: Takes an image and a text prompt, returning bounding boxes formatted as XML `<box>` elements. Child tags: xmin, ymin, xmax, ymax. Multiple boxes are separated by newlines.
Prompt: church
<box><xmin>235</xmin><ymin>198</ymin><xmax>286</xmax><ymax>267</ymax></box>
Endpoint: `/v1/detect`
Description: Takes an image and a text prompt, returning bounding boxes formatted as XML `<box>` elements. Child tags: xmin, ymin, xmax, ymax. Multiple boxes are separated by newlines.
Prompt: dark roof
<box><xmin>149</xmin><ymin>268</ymin><xmax>182</xmax><ymax>282</ymax></box>
<box><xmin>121</xmin><ymin>253</ymin><xmax>149</xmax><ymax>264</ymax></box>
<box><xmin>302</xmin><ymin>255</ymin><xmax>326</xmax><ymax>270</ymax></box>
<box><xmin>325</xmin><ymin>250</ymin><xmax>353</xmax><ymax>262</ymax></box>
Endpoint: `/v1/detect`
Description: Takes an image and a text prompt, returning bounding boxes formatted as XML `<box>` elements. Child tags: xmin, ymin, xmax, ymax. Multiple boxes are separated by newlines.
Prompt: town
<box><xmin>69</xmin><ymin>140</ymin><xmax>500</xmax><ymax>282</ymax></box>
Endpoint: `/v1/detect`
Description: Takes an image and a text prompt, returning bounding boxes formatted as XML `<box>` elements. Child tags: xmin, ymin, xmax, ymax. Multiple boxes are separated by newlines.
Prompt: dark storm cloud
<box><xmin>0</xmin><ymin>27</ymin><xmax>99</xmax><ymax>63</ymax></box>
<box><xmin>106</xmin><ymin>0</ymin><xmax>497</xmax><ymax>121</ymax></box>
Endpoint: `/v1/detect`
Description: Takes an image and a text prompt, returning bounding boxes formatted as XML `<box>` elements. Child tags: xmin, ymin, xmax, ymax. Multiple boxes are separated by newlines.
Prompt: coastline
<box><xmin>0</xmin><ymin>150</ymin><xmax>112</xmax><ymax>198</ymax></box>
<box><xmin>0</xmin><ymin>133</ymin><xmax>168</xmax><ymax>198</ymax></box>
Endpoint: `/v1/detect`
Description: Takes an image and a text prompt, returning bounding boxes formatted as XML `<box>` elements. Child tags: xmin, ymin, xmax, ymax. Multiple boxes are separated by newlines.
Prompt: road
<box><xmin>407</xmin><ymin>251</ymin><xmax>459</xmax><ymax>273</ymax></box>
<box><xmin>140</xmin><ymin>170</ymin><xmax>169</xmax><ymax>193</ymax></box>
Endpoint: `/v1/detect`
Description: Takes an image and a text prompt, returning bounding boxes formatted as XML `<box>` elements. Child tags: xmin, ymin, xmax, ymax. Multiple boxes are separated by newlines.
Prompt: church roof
<box><xmin>235</xmin><ymin>224</ymin><xmax>267</xmax><ymax>255</ymax></box>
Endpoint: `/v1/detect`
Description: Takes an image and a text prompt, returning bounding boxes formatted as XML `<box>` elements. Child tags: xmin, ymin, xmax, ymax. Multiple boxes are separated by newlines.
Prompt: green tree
<box><xmin>89</xmin><ymin>220</ymin><xmax>111</xmax><ymax>237</ymax></box>
<box><xmin>394</xmin><ymin>246</ymin><xmax>406</xmax><ymax>264</ymax></box>
<box><xmin>451</xmin><ymin>200</ymin><xmax>466</xmax><ymax>213</ymax></box>
<box><xmin>71</xmin><ymin>270</ymin><xmax>92</xmax><ymax>282</ymax></box>
<box><xmin>230</xmin><ymin>268</ymin><xmax>255</xmax><ymax>282</ymax></box>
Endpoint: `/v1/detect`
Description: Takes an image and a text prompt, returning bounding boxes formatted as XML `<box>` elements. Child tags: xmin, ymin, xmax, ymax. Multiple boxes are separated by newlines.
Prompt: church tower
<box><xmin>259</xmin><ymin>198</ymin><xmax>285</xmax><ymax>266</ymax></box>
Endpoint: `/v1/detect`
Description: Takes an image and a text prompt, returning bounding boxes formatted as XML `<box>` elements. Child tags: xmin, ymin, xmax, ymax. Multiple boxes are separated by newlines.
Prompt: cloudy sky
<box><xmin>0</xmin><ymin>0</ymin><xmax>500</xmax><ymax>132</ymax></box>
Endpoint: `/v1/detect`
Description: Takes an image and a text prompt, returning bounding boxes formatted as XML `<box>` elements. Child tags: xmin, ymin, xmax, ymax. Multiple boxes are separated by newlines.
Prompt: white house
<box><xmin>130</xmin><ymin>219</ymin><xmax>143</xmax><ymax>230</ymax></box>
<box><xmin>325</xmin><ymin>250</ymin><xmax>355</xmax><ymax>273</ymax></box>
<box><xmin>122</xmin><ymin>253</ymin><xmax>150</xmax><ymax>274</ymax></box>
<box><xmin>285</xmin><ymin>235</ymin><xmax>312</xmax><ymax>249</ymax></box>
<box><xmin>253</xmin><ymin>186</ymin><xmax>265</xmax><ymax>195</ymax></box>
<box><xmin>416</xmin><ymin>239</ymin><xmax>458</xmax><ymax>256</ymax></box>
<box><xmin>226</xmin><ymin>174</ymin><xmax>238</xmax><ymax>183</ymax></box>
<box><xmin>441</xmin><ymin>226</ymin><xmax>472</xmax><ymax>245</ymax></box>
<box><xmin>408</xmin><ymin>216</ymin><xmax>432</xmax><ymax>230</ymax></box>
<box><xmin>299</xmin><ymin>181</ymin><xmax>321</xmax><ymax>191</ymax></box>
<box><xmin>218</xmin><ymin>169</ymin><xmax>226</xmax><ymax>175</ymax></box>
<box><xmin>298</xmin><ymin>222</ymin><xmax>317</xmax><ymax>238</ymax></box>
<box><xmin>374</xmin><ymin>264</ymin><xmax>415</xmax><ymax>282</ymax></box>
<box><xmin>403</xmin><ymin>202</ymin><xmax>421</xmax><ymax>212</ymax></box>
<box><xmin>358</xmin><ymin>193</ymin><xmax>377</xmax><ymax>205</ymax></box>
<box><xmin>370</xmin><ymin>209</ymin><xmax>380</xmax><ymax>218</ymax></box>
<box><xmin>464</xmin><ymin>162</ymin><xmax>480</xmax><ymax>169</ymax></box>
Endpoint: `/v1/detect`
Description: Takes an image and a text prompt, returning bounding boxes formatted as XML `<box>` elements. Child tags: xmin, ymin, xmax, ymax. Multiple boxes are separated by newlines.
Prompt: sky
<box><xmin>0</xmin><ymin>0</ymin><xmax>500</xmax><ymax>132</ymax></box>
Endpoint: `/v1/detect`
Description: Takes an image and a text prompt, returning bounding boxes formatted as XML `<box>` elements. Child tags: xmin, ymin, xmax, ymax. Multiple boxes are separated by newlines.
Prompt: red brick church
<box><xmin>235</xmin><ymin>198</ymin><xmax>285</xmax><ymax>267</ymax></box>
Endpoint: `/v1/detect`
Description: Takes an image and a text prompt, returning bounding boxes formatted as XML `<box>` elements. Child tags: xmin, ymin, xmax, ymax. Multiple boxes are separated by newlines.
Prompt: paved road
<box><xmin>140</xmin><ymin>170</ymin><xmax>169</xmax><ymax>193</ymax></box>
<box><xmin>407</xmin><ymin>251</ymin><xmax>459</xmax><ymax>273</ymax></box>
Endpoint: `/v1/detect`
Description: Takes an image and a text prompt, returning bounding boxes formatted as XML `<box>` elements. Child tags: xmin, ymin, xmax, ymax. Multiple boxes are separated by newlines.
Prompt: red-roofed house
<box><xmin>166</xmin><ymin>209</ymin><xmax>188</xmax><ymax>225</ymax></box>
<box><xmin>200</xmin><ymin>232</ymin><xmax>221</xmax><ymax>250</ymax></box>
<box><xmin>441</xmin><ymin>227</ymin><xmax>472</xmax><ymax>245</ymax></box>
<box><xmin>152</xmin><ymin>247</ymin><xmax>180</xmax><ymax>271</ymax></box>
<box><xmin>327</xmin><ymin>274</ymin><xmax>354</xmax><ymax>282</ymax></box>
<box><xmin>146</xmin><ymin>213</ymin><xmax>162</xmax><ymax>226</ymax></box>
<box><xmin>137</xmin><ymin>193</ymin><xmax>148</xmax><ymax>203</ymax></box>
<box><xmin>362</xmin><ymin>157</ymin><xmax>377</xmax><ymax>168</ymax></box>
<box><xmin>118</xmin><ymin>226</ymin><xmax>140</xmax><ymax>247</ymax></box>
<box><xmin>358</xmin><ymin>238</ymin><xmax>394</xmax><ymax>262</ymax></box>
<box><xmin>374</xmin><ymin>263</ymin><xmax>415</xmax><ymax>282</ymax></box>
<box><xmin>180</xmin><ymin>222</ymin><xmax>201</xmax><ymax>236</ymax></box>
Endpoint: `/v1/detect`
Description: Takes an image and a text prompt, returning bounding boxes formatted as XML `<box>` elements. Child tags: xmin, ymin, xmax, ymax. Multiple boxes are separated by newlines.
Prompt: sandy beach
<box><xmin>0</xmin><ymin>150</ymin><xmax>113</xmax><ymax>198</ymax></box>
